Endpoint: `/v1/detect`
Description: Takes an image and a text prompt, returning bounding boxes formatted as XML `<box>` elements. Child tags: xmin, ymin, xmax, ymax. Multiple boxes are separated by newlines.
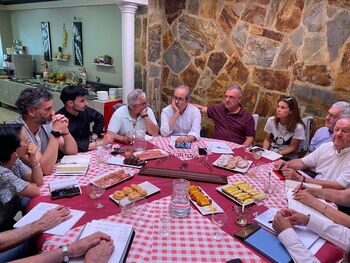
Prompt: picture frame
<box><xmin>41</xmin><ymin>22</ymin><xmax>52</xmax><ymax>61</ymax></box>
<box><xmin>72</xmin><ymin>21</ymin><xmax>83</xmax><ymax>66</ymax></box>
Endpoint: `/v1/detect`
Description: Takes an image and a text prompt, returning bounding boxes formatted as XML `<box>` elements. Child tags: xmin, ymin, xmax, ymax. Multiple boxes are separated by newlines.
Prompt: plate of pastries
<box><xmin>216</xmin><ymin>180</ymin><xmax>266</xmax><ymax>206</ymax></box>
<box><xmin>189</xmin><ymin>185</ymin><xmax>223</xmax><ymax>215</ymax></box>
<box><xmin>213</xmin><ymin>154</ymin><xmax>252</xmax><ymax>173</ymax></box>
<box><xmin>109</xmin><ymin>181</ymin><xmax>160</xmax><ymax>205</ymax></box>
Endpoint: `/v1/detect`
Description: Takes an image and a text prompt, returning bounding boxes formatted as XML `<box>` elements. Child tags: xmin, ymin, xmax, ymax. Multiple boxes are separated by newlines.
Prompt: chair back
<box><xmin>253</xmin><ymin>114</ymin><xmax>259</xmax><ymax>131</ymax></box>
<box><xmin>299</xmin><ymin>116</ymin><xmax>313</xmax><ymax>153</ymax></box>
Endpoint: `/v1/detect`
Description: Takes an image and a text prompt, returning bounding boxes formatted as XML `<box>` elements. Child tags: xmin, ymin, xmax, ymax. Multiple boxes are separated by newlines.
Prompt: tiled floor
<box><xmin>0</xmin><ymin>104</ymin><xmax>19</xmax><ymax>123</ymax></box>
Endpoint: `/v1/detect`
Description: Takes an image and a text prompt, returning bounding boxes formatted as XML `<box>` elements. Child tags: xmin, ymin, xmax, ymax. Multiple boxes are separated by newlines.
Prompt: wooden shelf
<box><xmin>53</xmin><ymin>58</ymin><xmax>70</xmax><ymax>62</ymax></box>
<box><xmin>93</xmin><ymin>63</ymin><xmax>114</xmax><ymax>67</ymax></box>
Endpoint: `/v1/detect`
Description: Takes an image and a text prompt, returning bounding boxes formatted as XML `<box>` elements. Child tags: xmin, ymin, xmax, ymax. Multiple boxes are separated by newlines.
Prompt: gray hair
<box><xmin>127</xmin><ymin>89</ymin><xmax>146</xmax><ymax>107</ymax></box>
<box><xmin>175</xmin><ymin>85</ymin><xmax>191</xmax><ymax>99</ymax></box>
<box><xmin>226</xmin><ymin>85</ymin><xmax>242</xmax><ymax>96</ymax></box>
<box><xmin>15</xmin><ymin>88</ymin><xmax>53</xmax><ymax>115</ymax></box>
<box><xmin>332</xmin><ymin>101</ymin><xmax>350</xmax><ymax>116</ymax></box>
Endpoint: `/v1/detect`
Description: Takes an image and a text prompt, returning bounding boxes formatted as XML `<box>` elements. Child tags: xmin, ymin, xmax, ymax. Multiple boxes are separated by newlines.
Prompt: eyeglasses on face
<box><xmin>326</xmin><ymin>113</ymin><xmax>338</xmax><ymax>119</ymax></box>
<box><xmin>134</xmin><ymin>101</ymin><xmax>147</xmax><ymax>107</ymax></box>
<box><xmin>173</xmin><ymin>96</ymin><xmax>187</xmax><ymax>102</ymax></box>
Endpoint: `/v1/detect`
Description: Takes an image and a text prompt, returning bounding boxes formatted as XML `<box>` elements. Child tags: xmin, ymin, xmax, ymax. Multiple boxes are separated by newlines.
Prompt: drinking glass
<box><xmin>159</xmin><ymin>209</ymin><xmax>172</xmax><ymax>237</ymax></box>
<box><xmin>134</xmin><ymin>198</ymin><xmax>148</xmax><ymax>225</ymax></box>
<box><xmin>252</xmin><ymin>196</ymin><xmax>267</xmax><ymax>217</ymax></box>
<box><xmin>211</xmin><ymin>212</ymin><xmax>227</xmax><ymax>240</ymax></box>
<box><xmin>233</xmin><ymin>204</ymin><xmax>248</xmax><ymax>226</ymax></box>
<box><xmin>127</xmin><ymin>131</ymin><xmax>136</xmax><ymax>145</ymax></box>
<box><xmin>96</xmin><ymin>146</ymin><xmax>108</xmax><ymax>166</ymax></box>
<box><xmin>90</xmin><ymin>184</ymin><xmax>105</xmax><ymax>208</ymax></box>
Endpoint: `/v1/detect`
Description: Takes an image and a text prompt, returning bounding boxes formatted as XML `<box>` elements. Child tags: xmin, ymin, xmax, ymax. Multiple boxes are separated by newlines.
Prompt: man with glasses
<box><xmin>193</xmin><ymin>85</ymin><xmax>255</xmax><ymax>146</ymax></box>
<box><xmin>160</xmin><ymin>85</ymin><xmax>201</xmax><ymax>143</ymax></box>
<box><xmin>108</xmin><ymin>89</ymin><xmax>159</xmax><ymax>144</ymax></box>
<box><xmin>309</xmin><ymin>101</ymin><xmax>350</xmax><ymax>152</ymax></box>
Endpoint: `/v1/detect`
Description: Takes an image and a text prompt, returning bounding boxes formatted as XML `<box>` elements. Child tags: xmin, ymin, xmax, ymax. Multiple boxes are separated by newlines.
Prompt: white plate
<box><xmin>133</xmin><ymin>149</ymin><xmax>169</xmax><ymax>161</ymax></box>
<box><xmin>213</xmin><ymin>155</ymin><xmax>253</xmax><ymax>173</ymax></box>
<box><xmin>109</xmin><ymin>181</ymin><xmax>160</xmax><ymax>206</ymax></box>
<box><xmin>90</xmin><ymin>168</ymin><xmax>134</xmax><ymax>188</ymax></box>
<box><xmin>189</xmin><ymin>186</ymin><xmax>223</xmax><ymax>215</ymax></box>
<box><xmin>216</xmin><ymin>184</ymin><xmax>255</xmax><ymax>206</ymax></box>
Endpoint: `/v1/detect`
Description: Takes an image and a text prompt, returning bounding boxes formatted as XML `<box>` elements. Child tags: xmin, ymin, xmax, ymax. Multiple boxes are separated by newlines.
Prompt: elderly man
<box><xmin>160</xmin><ymin>85</ymin><xmax>201</xmax><ymax>143</ymax></box>
<box><xmin>57</xmin><ymin>85</ymin><xmax>112</xmax><ymax>152</ymax></box>
<box><xmin>9</xmin><ymin>88</ymin><xmax>77</xmax><ymax>174</ymax></box>
<box><xmin>193</xmin><ymin>85</ymin><xmax>255</xmax><ymax>146</ymax></box>
<box><xmin>276</xmin><ymin>116</ymin><xmax>350</xmax><ymax>190</ymax></box>
<box><xmin>108</xmin><ymin>89</ymin><xmax>159</xmax><ymax>144</ymax></box>
<box><xmin>309</xmin><ymin>101</ymin><xmax>350</xmax><ymax>152</ymax></box>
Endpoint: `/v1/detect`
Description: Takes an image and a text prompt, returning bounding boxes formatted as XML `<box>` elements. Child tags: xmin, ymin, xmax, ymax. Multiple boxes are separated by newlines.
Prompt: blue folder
<box><xmin>245</xmin><ymin>228</ymin><xmax>292</xmax><ymax>263</ymax></box>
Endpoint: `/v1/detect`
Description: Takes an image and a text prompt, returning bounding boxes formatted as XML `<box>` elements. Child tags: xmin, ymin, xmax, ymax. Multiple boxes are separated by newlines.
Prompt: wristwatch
<box><xmin>51</xmin><ymin>130</ymin><xmax>62</xmax><ymax>138</ymax></box>
<box><xmin>60</xmin><ymin>244</ymin><xmax>69</xmax><ymax>262</ymax></box>
<box><xmin>141</xmin><ymin>114</ymin><xmax>149</xmax><ymax>118</ymax></box>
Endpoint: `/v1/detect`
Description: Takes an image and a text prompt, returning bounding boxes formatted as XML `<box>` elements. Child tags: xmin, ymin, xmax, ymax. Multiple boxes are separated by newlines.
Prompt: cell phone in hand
<box><xmin>175</xmin><ymin>141</ymin><xmax>192</xmax><ymax>149</ymax></box>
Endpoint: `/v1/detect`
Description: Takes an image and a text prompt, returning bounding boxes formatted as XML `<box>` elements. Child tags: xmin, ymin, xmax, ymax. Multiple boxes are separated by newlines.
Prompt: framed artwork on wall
<box><xmin>72</xmin><ymin>21</ymin><xmax>83</xmax><ymax>66</ymax></box>
<box><xmin>41</xmin><ymin>22</ymin><xmax>52</xmax><ymax>61</ymax></box>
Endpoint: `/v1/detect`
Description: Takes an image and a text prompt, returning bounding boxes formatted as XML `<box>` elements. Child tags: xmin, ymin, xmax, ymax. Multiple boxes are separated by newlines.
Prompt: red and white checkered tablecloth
<box><xmin>42</xmin><ymin>196</ymin><xmax>263</xmax><ymax>263</ymax></box>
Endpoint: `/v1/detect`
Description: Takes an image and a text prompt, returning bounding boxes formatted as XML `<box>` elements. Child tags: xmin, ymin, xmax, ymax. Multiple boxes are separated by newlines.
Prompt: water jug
<box><xmin>133</xmin><ymin>130</ymin><xmax>146</xmax><ymax>152</ymax></box>
<box><xmin>169</xmin><ymin>179</ymin><xmax>190</xmax><ymax>218</ymax></box>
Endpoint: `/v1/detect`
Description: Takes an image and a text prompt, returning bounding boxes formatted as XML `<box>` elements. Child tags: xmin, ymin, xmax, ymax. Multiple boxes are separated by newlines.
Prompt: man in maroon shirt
<box><xmin>193</xmin><ymin>85</ymin><xmax>255</xmax><ymax>146</ymax></box>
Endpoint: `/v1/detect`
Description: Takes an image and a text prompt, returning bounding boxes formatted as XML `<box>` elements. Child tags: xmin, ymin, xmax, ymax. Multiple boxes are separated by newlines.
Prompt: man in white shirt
<box><xmin>276</xmin><ymin>116</ymin><xmax>350</xmax><ymax>190</ymax></box>
<box><xmin>160</xmin><ymin>85</ymin><xmax>201</xmax><ymax>143</ymax></box>
<box><xmin>108</xmin><ymin>89</ymin><xmax>159</xmax><ymax>144</ymax></box>
<box><xmin>273</xmin><ymin>208</ymin><xmax>350</xmax><ymax>263</ymax></box>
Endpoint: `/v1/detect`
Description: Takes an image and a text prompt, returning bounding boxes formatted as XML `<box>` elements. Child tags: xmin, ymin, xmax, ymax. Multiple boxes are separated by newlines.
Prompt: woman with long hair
<box><xmin>0</xmin><ymin>123</ymin><xmax>42</xmax><ymax>232</ymax></box>
<box><xmin>263</xmin><ymin>95</ymin><xmax>305</xmax><ymax>159</ymax></box>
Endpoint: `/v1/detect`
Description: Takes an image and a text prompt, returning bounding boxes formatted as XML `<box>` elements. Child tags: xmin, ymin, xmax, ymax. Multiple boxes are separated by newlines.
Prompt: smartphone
<box><xmin>234</xmin><ymin>223</ymin><xmax>261</xmax><ymax>241</ymax></box>
<box><xmin>198</xmin><ymin>147</ymin><xmax>207</xmax><ymax>155</ymax></box>
<box><xmin>51</xmin><ymin>186</ymin><xmax>82</xmax><ymax>200</ymax></box>
<box><xmin>175</xmin><ymin>142</ymin><xmax>192</xmax><ymax>149</ymax></box>
<box><xmin>226</xmin><ymin>259</ymin><xmax>243</xmax><ymax>263</ymax></box>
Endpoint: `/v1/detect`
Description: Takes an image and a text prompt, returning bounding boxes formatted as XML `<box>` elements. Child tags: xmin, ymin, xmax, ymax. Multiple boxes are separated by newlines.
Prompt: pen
<box><xmin>268</xmin><ymin>220</ymin><xmax>273</xmax><ymax>223</ymax></box>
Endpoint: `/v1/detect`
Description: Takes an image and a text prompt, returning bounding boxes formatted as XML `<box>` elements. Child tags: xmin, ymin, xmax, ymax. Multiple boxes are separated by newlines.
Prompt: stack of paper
<box><xmin>205</xmin><ymin>141</ymin><xmax>233</xmax><ymax>154</ymax></box>
<box><xmin>70</xmin><ymin>220</ymin><xmax>134</xmax><ymax>263</ymax></box>
<box><xmin>14</xmin><ymin>202</ymin><xmax>85</xmax><ymax>236</ymax></box>
<box><xmin>56</xmin><ymin>155</ymin><xmax>91</xmax><ymax>176</ymax></box>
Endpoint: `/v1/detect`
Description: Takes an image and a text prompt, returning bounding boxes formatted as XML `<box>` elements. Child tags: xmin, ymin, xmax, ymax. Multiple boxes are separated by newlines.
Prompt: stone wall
<box><xmin>136</xmin><ymin>0</ymin><xmax>350</xmax><ymax>142</ymax></box>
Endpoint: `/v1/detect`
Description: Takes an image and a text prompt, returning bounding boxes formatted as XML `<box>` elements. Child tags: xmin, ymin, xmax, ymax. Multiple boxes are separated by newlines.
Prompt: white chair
<box><xmin>253</xmin><ymin>114</ymin><xmax>259</xmax><ymax>131</ymax></box>
<box><xmin>299</xmin><ymin>116</ymin><xmax>313</xmax><ymax>153</ymax></box>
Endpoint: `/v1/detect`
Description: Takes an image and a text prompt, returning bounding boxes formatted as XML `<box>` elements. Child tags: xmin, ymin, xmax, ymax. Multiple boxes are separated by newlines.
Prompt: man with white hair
<box><xmin>108</xmin><ymin>89</ymin><xmax>159</xmax><ymax>144</ymax></box>
<box><xmin>160</xmin><ymin>85</ymin><xmax>201</xmax><ymax>143</ymax></box>
<box><xmin>309</xmin><ymin>101</ymin><xmax>350</xmax><ymax>152</ymax></box>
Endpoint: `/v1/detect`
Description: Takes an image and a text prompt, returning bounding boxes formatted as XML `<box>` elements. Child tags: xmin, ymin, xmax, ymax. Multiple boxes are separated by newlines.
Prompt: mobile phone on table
<box><xmin>51</xmin><ymin>186</ymin><xmax>82</xmax><ymax>200</ymax></box>
<box><xmin>175</xmin><ymin>141</ymin><xmax>192</xmax><ymax>149</ymax></box>
<box><xmin>198</xmin><ymin>147</ymin><xmax>207</xmax><ymax>155</ymax></box>
<box><xmin>234</xmin><ymin>223</ymin><xmax>261</xmax><ymax>241</ymax></box>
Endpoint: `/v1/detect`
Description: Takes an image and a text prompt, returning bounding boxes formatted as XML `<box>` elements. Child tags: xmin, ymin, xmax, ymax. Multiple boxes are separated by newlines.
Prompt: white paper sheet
<box><xmin>261</xmin><ymin>150</ymin><xmax>282</xmax><ymax>161</ymax></box>
<box><xmin>49</xmin><ymin>177</ymin><xmax>79</xmax><ymax>191</ymax></box>
<box><xmin>14</xmin><ymin>202</ymin><xmax>85</xmax><ymax>236</ymax></box>
<box><xmin>205</xmin><ymin>141</ymin><xmax>233</xmax><ymax>154</ymax></box>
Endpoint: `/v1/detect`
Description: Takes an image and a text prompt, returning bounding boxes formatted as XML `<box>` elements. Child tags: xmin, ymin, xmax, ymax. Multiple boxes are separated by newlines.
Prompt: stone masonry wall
<box><xmin>136</xmin><ymin>0</ymin><xmax>350</xmax><ymax>142</ymax></box>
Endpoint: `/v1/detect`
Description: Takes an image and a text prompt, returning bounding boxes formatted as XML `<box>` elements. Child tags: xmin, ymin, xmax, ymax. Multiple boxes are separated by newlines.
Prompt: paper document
<box><xmin>285</xmin><ymin>179</ymin><xmax>322</xmax><ymax>190</ymax></box>
<box><xmin>49</xmin><ymin>177</ymin><xmax>79</xmax><ymax>191</ymax></box>
<box><xmin>205</xmin><ymin>141</ymin><xmax>233</xmax><ymax>154</ymax></box>
<box><xmin>261</xmin><ymin>150</ymin><xmax>282</xmax><ymax>161</ymax></box>
<box><xmin>56</xmin><ymin>155</ymin><xmax>91</xmax><ymax>176</ymax></box>
<box><xmin>70</xmin><ymin>220</ymin><xmax>134</xmax><ymax>263</ymax></box>
<box><xmin>286</xmin><ymin>188</ymin><xmax>332</xmax><ymax>223</ymax></box>
<box><xmin>254</xmin><ymin>207</ymin><xmax>319</xmax><ymax>248</ymax></box>
<box><xmin>14</xmin><ymin>202</ymin><xmax>85</xmax><ymax>236</ymax></box>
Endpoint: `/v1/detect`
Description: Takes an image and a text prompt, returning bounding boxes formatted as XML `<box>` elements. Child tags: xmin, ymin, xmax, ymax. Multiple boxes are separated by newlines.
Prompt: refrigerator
<box><xmin>3</xmin><ymin>54</ymin><xmax>33</xmax><ymax>79</ymax></box>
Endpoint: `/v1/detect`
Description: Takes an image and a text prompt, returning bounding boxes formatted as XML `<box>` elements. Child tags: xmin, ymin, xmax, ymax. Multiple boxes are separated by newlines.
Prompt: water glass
<box><xmin>96</xmin><ymin>146</ymin><xmax>108</xmax><ymax>166</ymax></box>
<box><xmin>90</xmin><ymin>184</ymin><xmax>105</xmax><ymax>208</ymax></box>
<box><xmin>120</xmin><ymin>200</ymin><xmax>134</xmax><ymax>217</ymax></box>
<box><xmin>159</xmin><ymin>209</ymin><xmax>172</xmax><ymax>237</ymax></box>
<box><xmin>134</xmin><ymin>198</ymin><xmax>148</xmax><ymax>225</ymax></box>
<box><xmin>133</xmin><ymin>130</ymin><xmax>146</xmax><ymax>152</ymax></box>
<box><xmin>252</xmin><ymin>196</ymin><xmax>267</xmax><ymax>217</ymax></box>
<box><xmin>211</xmin><ymin>212</ymin><xmax>227</xmax><ymax>240</ymax></box>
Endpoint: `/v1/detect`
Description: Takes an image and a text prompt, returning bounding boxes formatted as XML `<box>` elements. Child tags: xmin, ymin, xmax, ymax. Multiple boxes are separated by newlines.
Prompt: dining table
<box><xmin>27</xmin><ymin>136</ymin><xmax>343</xmax><ymax>263</ymax></box>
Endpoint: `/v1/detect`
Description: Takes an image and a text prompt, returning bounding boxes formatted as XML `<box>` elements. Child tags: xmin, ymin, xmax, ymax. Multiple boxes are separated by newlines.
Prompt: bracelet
<box><xmin>32</xmin><ymin>162</ymin><xmax>40</xmax><ymax>169</ymax></box>
<box><xmin>322</xmin><ymin>204</ymin><xmax>328</xmax><ymax>215</ymax></box>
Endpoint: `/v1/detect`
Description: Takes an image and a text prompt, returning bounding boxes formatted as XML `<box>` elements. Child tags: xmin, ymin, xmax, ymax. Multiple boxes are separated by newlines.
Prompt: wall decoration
<box><xmin>41</xmin><ymin>22</ymin><xmax>52</xmax><ymax>61</ymax></box>
<box><xmin>72</xmin><ymin>22</ymin><xmax>83</xmax><ymax>66</ymax></box>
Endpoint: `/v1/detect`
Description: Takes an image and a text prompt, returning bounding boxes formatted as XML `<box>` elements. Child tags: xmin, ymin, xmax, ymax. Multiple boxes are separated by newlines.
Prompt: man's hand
<box><xmin>293</xmin><ymin>188</ymin><xmax>318</xmax><ymax>207</ymax></box>
<box><xmin>84</xmin><ymin>239</ymin><xmax>114</xmax><ymax>263</ymax></box>
<box><xmin>52</xmin><ymin>114</ymin><xmax>69</xmax><ymax>133</ymax></box>
<box><xmin>273</xmin><ymin>160</ymin><xmax>287</xmax><ymax>170</ymax></box>
<box><xmin>140</xmin><ymin>107</ymin><xmax>148</xmax><ymax>117</ymax></box>
<box><xmin>272</xmin><ymin>213</ymin><xmax>292</xmax><ymax>235</ymax></box>
<box><xmin>279</xmin><ymin>208</ymin><xmax>310</xmax><ymax>226</ymax></box>
<box><xmin>175</xmin><ymin>136</ymin><xmax>187</xmax><ymax>143</ymax></box>
<box><xmin>68</xmin><ymin>231</ymin><xmax>112</xmax><ymax>258</ymax></box>
<box><xmin>120</xmin><ymin>135</ymin><xmax>132</xmax><ymax>145</ymax></box>
<box><xmin>26</xmin><ymin>143</ymin><xmax>39</xmax><ymax>166</ymax></box>
<box><xmin>101</xmin><ymin>132</ymin><xmax>113</xmax><ymax>146</ymax></box>
<box><xmin>281</xmin><ymin>167</ymin><xmax>303</xmax><ymax>181</ymax></box>
<box><xmin>36</xmin><ymin>206</ymin><xmax>72</xmax><ymax>232</ymax></box>
<box><xmin>171</xmin><ymin>99</ymin><xmax>180</xmax><ymax>115</ymax></box>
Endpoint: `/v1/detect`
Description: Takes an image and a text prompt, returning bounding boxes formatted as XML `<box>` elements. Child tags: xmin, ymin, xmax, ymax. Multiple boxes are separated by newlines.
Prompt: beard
<box><xmin>35</xmin><ymin>115</ymin><xmax>52</xmax><ymax>125</ymax></box>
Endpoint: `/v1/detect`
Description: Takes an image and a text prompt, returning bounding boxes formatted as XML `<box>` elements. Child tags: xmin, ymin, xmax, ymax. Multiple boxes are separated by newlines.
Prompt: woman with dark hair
<box><xmin>0</xmin><ymin>123</ymin><xmax>41</xmax><ymax>232</ymax></box>
<box><xmin>263</xmin><ymin>95</ymin><xmax>305</xmax><ymax>159</ymax></box>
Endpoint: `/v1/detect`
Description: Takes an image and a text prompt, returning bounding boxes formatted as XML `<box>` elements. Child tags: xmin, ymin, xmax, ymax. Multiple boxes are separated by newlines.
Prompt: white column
<box><xmin>119</xmin><ymin>3</ymin><xmax>137</xmax><ymax>103</ymax></box>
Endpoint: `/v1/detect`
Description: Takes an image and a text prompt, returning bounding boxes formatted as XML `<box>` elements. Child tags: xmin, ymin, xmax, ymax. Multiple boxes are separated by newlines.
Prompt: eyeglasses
<box><xmin>326</xmin><ymin>113</ymin><xmax>338</xmax><ymax>119</ymax></box>
<box><xmin>134</xmin><ymin>102</ymin><xmax>147</xmax><ymax>107</ymax></box>
<box><xmin>280</xmin><ymin>96</ymin><xmax>293</xmax><ymax>102</ymax></box>
<box><xmin>173</xmin><ymin>96</ymin><xmax>187</xmax><ymax>102</ymax></box>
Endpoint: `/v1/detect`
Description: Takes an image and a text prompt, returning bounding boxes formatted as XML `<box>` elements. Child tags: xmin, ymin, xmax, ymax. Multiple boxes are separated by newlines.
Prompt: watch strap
<box><xmin>60</xmin><ymin>244</ymin><xmax>69</xmax><ymax>262</ymax></box>
<box><xmin>141</xmin><ymin>114</ymin><xmax>149</xmax><ymax>118</ymax></box>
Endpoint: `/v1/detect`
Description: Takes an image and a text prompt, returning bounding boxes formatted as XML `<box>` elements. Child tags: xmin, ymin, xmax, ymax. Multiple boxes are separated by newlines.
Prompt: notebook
<box><xmin>245</xmin><ymin>228</ymin><xmax>292</xmax><ymax>263</ymax></box>
<box><xmin>70</xmin><ymin>220</ymin><xmax>134</xmax><ymax>263</ymax></box>
<box><xmin>55</xmin><ymin>155</ymin><xmax>91</xmax><ymax>176</ymax></box>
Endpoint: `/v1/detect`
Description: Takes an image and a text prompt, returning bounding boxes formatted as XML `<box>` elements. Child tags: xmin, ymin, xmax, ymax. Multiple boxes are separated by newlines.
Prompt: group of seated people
<box><xmin>0</xmin><ymin>83</ymin><xmax>350</xmax><ymax>262</ymax></box>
